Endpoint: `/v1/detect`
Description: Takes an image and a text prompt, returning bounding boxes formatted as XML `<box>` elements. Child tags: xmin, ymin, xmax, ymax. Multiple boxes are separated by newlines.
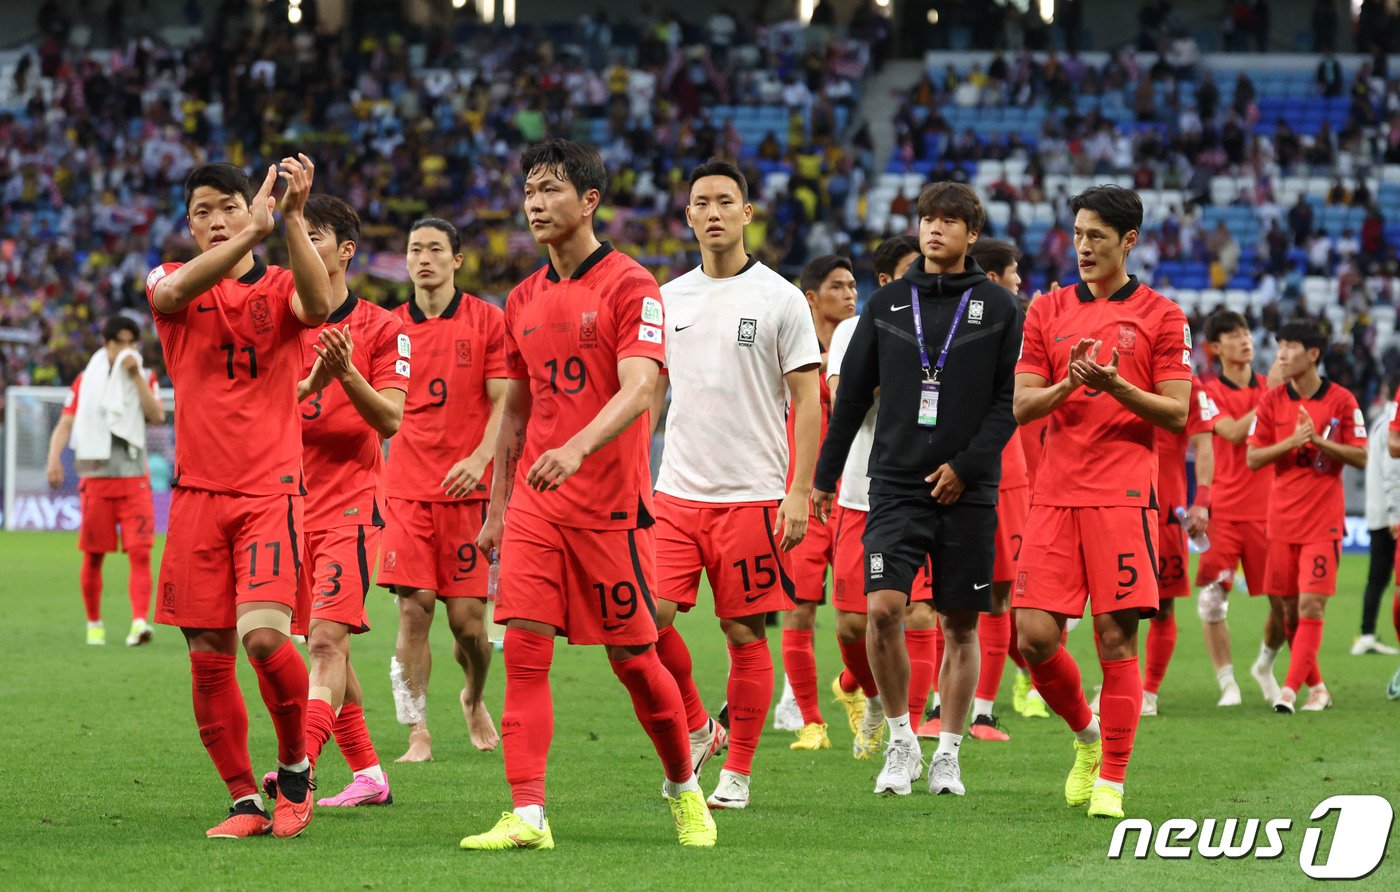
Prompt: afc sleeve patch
<box><xmin>1247</xmin><ymin>417</ymin><xmax>1257</xmax><ymax>436</ymax></box>
<box><xmin>1197</xmin><ymin>391</ymin><xmax>1218</xmax><ymax>421</ymax></box>
<box><xmin>146</xmin><ymin>266</ymin><xmax>167</xmax><ymax>290</ymax></box>
<box><xmin>397</xmin><ymin>333</ymin><xmax>411</xmax><ymax>358</ymax></box>
<box><xmin>641</xmin><ymin>297</ymin><xmax>664</xmax><ymax>325</ymax></box>
<box><xmin>1355</xmin><ymin>408</ymin><xmax>1367</xmax><ymax>438</ymax></box>
<box><xmin>638</xmin><ymin>324</ymin><xmax>663</xmax><ymax>344</ymax></box>
<box><xmin>395</xmin><ymin>359</ymin><xmax>411</xmax><ymax>377</ymax></box>
<box><xmin>1183</xmin><ymin>323</ymin><xmax>1192</xmax><ymax>348</ymax></box>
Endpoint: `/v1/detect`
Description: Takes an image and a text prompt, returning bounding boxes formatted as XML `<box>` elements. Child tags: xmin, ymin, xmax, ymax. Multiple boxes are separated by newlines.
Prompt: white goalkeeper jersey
<box><xmin>826</xmin><ymin>314</ymin><xmax>877</xmax><ymax>512</ymax></box>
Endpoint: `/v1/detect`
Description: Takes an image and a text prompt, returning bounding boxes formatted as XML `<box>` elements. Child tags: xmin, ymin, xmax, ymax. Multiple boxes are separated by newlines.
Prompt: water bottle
<box><xmin>485</xmin><ymin>549</ymin><xmax>505</xmax><ymax>651</ymax></box>
<box><xmin>486</xmin><ymin>549</ymin><xmax>500</xmax><ymax>599</ymax></box>
<box><xmin>1174</xmin><ymin>506</ymin><xmax>1210</xmax><ymax>553</ymax></box>
<box><xmin>1312</xmin><ymin>418</ymin><xmax>1339</xmax><ymax>473</ymax></box>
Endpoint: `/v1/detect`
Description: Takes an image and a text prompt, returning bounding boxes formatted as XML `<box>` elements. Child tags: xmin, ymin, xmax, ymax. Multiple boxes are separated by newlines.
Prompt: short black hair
<box><xmin>409</xmin><ymin>217</ymin><xmax>461</xmax><ymax>254</ymax></box>
<box><xmin>102</xmin><ymin>316</ymin><xmax>139</xmax><ymax>343</ymax></box>
<box><xmin>688</xmin><ymin>159</ymin><xmax>749</xmax><ymax>203</ymax></box>
<box><xmin>1069</xmin><ymin>185</ymin><xmax>1143</xmax><ymax>238</ymax></box>
<box><xmin>800</xmin><ymin>255</ymin><xmax>853</xmax><ymax>294</ymax></box>
<box><xmin>966</xmin><ymin>238</ymin><xmax>1021</xmax><ymax>279</ymax></box>
<box><xmin>1277</xmin><ymin>319</ymin><xmax>1328</xmax><ymax>354</ymax></box>
<box><xmin>184</xmin><ymin>162</ymin><xmax>253</xmax><ymax>212</ymax></box>
<box><xmin>304</xmin><ymin>194</ymin><xmax>361</xmax><ymax>246</ymax></box>
<box><xmin>915</xmin><ymin>181</ymin><xmax>985</xmax><ymax>233</ymax></box>
<box><xmin>521</xmin><ymin>138</ymin><xmax>608</xmax><ymax>199</ymax></box>
<box><xmin>1204</xmin><ymin>309</ymin><xmax>1249</xmax><ymax>343</ymax></box>
<box><xmin>872</xmin><ymin>235</ymin><xmax>920</xmax><ymax>280</ymax></box>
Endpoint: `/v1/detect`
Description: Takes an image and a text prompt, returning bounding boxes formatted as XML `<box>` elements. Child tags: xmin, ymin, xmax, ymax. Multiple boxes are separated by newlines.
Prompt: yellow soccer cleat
<box><xmin>790</xmin><ymin>722</ymin><xmax>831</xmax><ymax>751</ymax></box>
<box><xmin>1012</xmin><ymin>672</ymin><xmax>1031</xmax><ymax>714</ymax></box>
<box><xmin>1088</xmin><ymin>783</ymin><xmax>1125</xmax><ymax>819</ymax></box>
<box><xmin>668</xmin><ymin>790</ymin><xmax>717</xmax><ymax>847</ymax></box>
<box><xmin>1065</xmin><ymin>738</ymin><xmax>1102</xmax><ymax>807</ymax></box>
<box><xmin>831</xmin><ymin>677</ymin><xmax>865</xmax><ymax>735</ymax></box>
<box><xmin>459</xmin><ymin>812</ymin><xmax>555</xmax><ymax>851</ymax></box>
<box><xmin>86</xmin><ymin>624</ymin><xmax>105</xmax><ymax>646</ymax></box>
<box><xmin>1022</xmin><ymin>692</ymin><xmax>1051</xmax><ymax>719</ymax></box>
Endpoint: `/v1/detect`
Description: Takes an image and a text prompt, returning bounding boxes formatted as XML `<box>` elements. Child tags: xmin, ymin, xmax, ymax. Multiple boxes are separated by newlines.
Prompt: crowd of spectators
<box><xmin>1</xmin><ymin>3</ymin><xmax>876</xmax><ymax>392</ymax></box>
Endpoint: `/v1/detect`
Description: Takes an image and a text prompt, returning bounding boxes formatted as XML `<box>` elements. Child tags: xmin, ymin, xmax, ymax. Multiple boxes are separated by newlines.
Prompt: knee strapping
<box><xmin>236</xmin><ymin>608</ymin><xmax>291</xmax><ymax>639</ymax></box>
<box><xmin>1197</xmin><ymin>583</ymin><xmax>1229</xmax><ymax>623</ymax></box>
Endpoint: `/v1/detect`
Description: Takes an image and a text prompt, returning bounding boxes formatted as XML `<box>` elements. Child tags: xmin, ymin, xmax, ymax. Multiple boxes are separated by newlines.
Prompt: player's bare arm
<box><xmin>1072</xmin><ymin>348</ymin><xmax>1189</xmax><ymax>433</ymax></box>
<box><xmin>1186</xmin><ymin>430</ymin><xmax>1214</xmax><ymax>537</ymax></box>
<box><xmin>1012</xmin><ymin>338</ymin><xmax>1094</xmax><ymax>423</ymax></box>
<box><xmin>1212</xmin><ymin>409</ymin><xmax>1256</xmax><ymax>445</ymax></box>
<box><xmin>778</xmin><ymin>365</ymin><xmax>819</xmax><ymax>549</ymax></box>
<box><xmin>311</xmin><ymin>327</ymin><xmax>405</xmax><ymax>437</ymax></box>
<box><xmin>478</xmin><ymin>378</ymin><xmax>532</xmax><ymax>555</ymax></box>
<box><xmin>279</xmin><ymin>155</ymin><xmax>333</xmax><ymax>326</ymax></box>
<box><xmin>45</xmin><ymin>414</ymin><xmax>74</xmax><ymax>489</ymax></box>
<box><xmin>527</xmin><ymin>356</ymin><xmax>659</xmax><ymax>491</ymax></box>
<box><xmin>647</xmin><ymin>373</ymin><xmax>669</xmax><ymax>436</ymax></box>
<box><xmin>444</xmin><ymin>378</ymin><xmax>507</xmax><ymax>499</ymax></box>
<box><xmin>125</xmin><ymin>356</ymin><xmax>166</xmax><ymax>423</ymax></box>
<box><xmin>1248</xmin><ymin>407</ymin><xmax>1314</xmax><ymax>470</ymax></box>
<box><xmin>149</xmin><ymin>166</ymin><xmax>279</xmax><ymax>314</ymax></box>
<box><xmin>297</xmin><ymin>356</ymin><xmax>332</xmax><ymax>401</ymax></box>
<box><xmin>1311</xmin><ymin>429</ymin><xmax>1368</xmax><ymax>469</ymax></box>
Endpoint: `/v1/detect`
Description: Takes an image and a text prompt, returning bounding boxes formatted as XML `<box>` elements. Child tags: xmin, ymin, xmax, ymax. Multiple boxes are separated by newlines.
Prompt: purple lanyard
<box><xmin>910</xmin><ymin>285</ymin><xmax>973</xmax><ymax>381</ymax></box>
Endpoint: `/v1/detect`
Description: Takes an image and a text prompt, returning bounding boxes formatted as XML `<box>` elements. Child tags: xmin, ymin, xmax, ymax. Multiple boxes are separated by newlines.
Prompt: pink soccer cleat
<box><xmin>316</xmin><ymin>773</ymin><xmax>392</xmax><ymax>807</ymax></box>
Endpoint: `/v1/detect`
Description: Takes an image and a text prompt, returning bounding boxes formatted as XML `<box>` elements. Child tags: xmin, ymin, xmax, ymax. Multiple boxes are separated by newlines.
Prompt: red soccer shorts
<box><xmin>653</xmin><ymin>493</ymin><xmax>796</xmax><ymax>619</ymax></box>
<box><xmin>1156</xmin><ymin>513</ymin><xmax>1190</xmax><ymax>599</ymax></box>
<box><xmin>788</xmin><ymin>510</ymin><xmax>834</xmax><ymax>604</ymax></box>
<box><xmin>377</xmin><ymin>497</ymin><xmax>488</xmax><ymax>598</ymax></box>
<box><xmin>832</xmin><ymin>505</ymin><xmax>933</xmax><ymax>613</ymax></box>
<box><xmin>156</xmin><ymin>489</ymin><xmax>303</xmax><ymax>628</ymax></box>
<box><xmin>993</xmin><ymin>485</ymin><xmax>1029</xmax><ymax>583</ymax></box>
<box><xmin>1013</xmin><ymin>505</ymin><xmax>1160</xmax><ymax>617</ymax></box>
<box><xmin>77</xmin><ymin>476</ymin><xmax>155</xmax><ymax>554</ymax></box>
<box><xmin>1195</xmin><ymin>517</ymin><xmax>1269</xmax><ymax>595</ymax></box>
<box><xmin>494</xmin><ymin>507</ymin><xmax>659</xmax><ymax>646</ymax></box>
<box><xmin>1264</xmin><ymin>539</ymin><xmax>1340</xmax><ymax>598</ymax></box>
<box><xmin>294</xmin><ymin>525</ymin><xmax>380</xmax><ymax>635</ymax></box>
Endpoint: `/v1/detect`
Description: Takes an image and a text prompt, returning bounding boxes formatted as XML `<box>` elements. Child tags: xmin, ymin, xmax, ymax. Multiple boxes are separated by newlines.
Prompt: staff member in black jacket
<box><xmin>813</xmin><ymin>182</ymin><xmax>1021</xmax><ymax>799</ymax></box>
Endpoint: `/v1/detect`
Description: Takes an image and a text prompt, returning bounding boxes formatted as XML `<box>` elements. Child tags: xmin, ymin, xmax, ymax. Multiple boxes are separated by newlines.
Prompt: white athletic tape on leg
<box><xmin>1197</xmin><ymin>583</ymin><xmax>1230</xmax><ymax>623</ymax></box>
<box><xmin>236</xmin><ymin>608</ymin><xmax>291</xmax><ymax>639</ymax></box>
<box><xmin>309</xmin><ymin>685</ymin><xmax>334</xmax><ymax>703</ymax></box>
<box><xmin>390</xmin><ymin>656</ymin><xmax>425</xmax><ymax>725</ymax></box>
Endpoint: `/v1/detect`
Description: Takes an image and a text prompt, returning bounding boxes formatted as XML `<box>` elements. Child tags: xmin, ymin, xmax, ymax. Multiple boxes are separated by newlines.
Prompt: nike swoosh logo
<box><xmin>523</xmin><ymin>325</ymin><xmax>542</xmax><ymax>336</ymax></box>
<box><xmin>744</xmin><ymin>592</ymin><xmax>767</xmax><ymax>603</ymax></box>
<box><xmin>675</xmin><ymin>323</ymin><xmax>696</xmax><ymax>332</ymax></box>
<box><xmin>248</xmin><ymin>580</ymin><xmax>275</xmax><ymax>590</ymax></box>
<box><xmin>603</xmin><ymin>621</ymin><xmax>627</xmax><ymax>631</ymax></box>
<box><xmin>890</xmin><ymin>304</ymin><xmax>911</xmax><ymax>311</ymax></box>
<box><xmin>1114</xmin><ymin>590</ymin><xmax>1132</xmax><ymax>600</ymax></box>
<box><xmin>1055</xmin><ymin>335</ymin><xmax>1075</xmax><ymax>342</ymax></box>
<box><xmin>196</xmin><ymin>304</ymin><xmax>216</xmax><ymax>313</ymax></box>
<box><xmin>313</xmin><ymin>601</ymin><xmax>331</xmax><ymax>609</ymax></box>
<box><xmin>452</xmin><ymin>574</ymin><xmax>471</xmax><ymax>582</ymax></box>
<box><xmin>973</xmin><ymin>583</ymin><xmax>990</xmax><ymax>590</ymax></box>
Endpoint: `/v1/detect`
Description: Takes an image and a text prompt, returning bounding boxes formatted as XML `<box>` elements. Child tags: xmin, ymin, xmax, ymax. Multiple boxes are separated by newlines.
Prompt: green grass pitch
<box><xmin>2</xmin><ymin>533</ymin><xmax>1397</xmax><ymax>889</ymax></box>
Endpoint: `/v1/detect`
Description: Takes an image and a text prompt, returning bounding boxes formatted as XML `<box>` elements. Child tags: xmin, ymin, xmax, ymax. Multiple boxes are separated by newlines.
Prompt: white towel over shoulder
<box><xmin>72</xmin><ymin>347</ymin><xmax>147</xmax><ymax>461</ymax></box>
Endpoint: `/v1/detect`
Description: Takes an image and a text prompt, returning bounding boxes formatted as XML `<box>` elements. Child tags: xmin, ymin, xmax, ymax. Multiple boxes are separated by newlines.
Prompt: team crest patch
<box><xmin>385</xmin><ymin>551</ymin><xmax>398</xmax><ymax>571</ymax></box>
<box><xmin>869</xmin><ymin>553</ymin><xmax>884</xmax><ymax>577</ymax></box>
<box><xmin>968</xmin><ymin>299</ymin><xmax>984</xmax><ymax>324</ymax></box>
<box><xmin>250</xmin><ymin>296</ymin><xmax>273</xmax><ymax>334</ymax></box>
<box><xmin>163</xmin><ymin>582</ymin><xmax>176</xmax><ymax>610</ymax></box>
<box><xmin>1117</xmin><ymin>323</ymin><xmax>1137</xmax><ymax>353</ymax></box>
<box><xmin>1015</xmin><ymin>571</ymin><xmax>1028</xmax><ymax>595</ymax></box>
<box><xmin>455</xmin><ymin>339</ymin><xmax>472</xmax><ymax>368</ymax></box>
<box><xmin>641</xmin><ymin>297</ymin><xmax>663</xmax><ymax>325</ymax></box>
<box><xmin>737</xmin><ymin>317</ymin><xmax>758</xmax><ymax>345</ymax></box>
<box><xmin>580</xmin><ymin>311</ymin><xmax>598</xmax><ymax>345</ymax></box>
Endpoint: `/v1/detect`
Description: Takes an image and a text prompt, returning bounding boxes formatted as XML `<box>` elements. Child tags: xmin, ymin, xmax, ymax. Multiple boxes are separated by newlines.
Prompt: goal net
<box><xmin>4</xmin><ymin>386</ymin><xmax>176</xmax><ymax>532</ymax></box>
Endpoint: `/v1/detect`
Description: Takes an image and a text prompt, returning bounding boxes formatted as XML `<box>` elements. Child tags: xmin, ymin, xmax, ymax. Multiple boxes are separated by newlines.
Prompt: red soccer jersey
<box><xmin>504</xmin><ymin>243</ymin><xmax>665</xmax><ymax>530</ymax></box>
<box><xmin>299</xmin><ymin>294</ymin><xmax>410</xmax><ymax>530</ymax></box>
<box><xmin>146</xmin><ymin>258</ymin><xmax>308</xmax><ymax>496</ymax></box>
<box><xmin>1250</xmin><ymin>380</ymin><xmax>1365</xmax><ymax>543</ymax></box>
<box><xmin>63</xmin><ymin>371</ymin><xmax>161</xmax><ymax>416</ymax></box>
<box><xmin>1202</xmin><ymin>370</ymin><xmax>1273</xmax><ymax>521</ymax></box>
<box><xmin>1020</xmin><ymin>414</ymin><xmax>1049</xmax><ymax>491</ymax></box>
<box><xmin>384</xmin><ymin>289</ymin><xmax>507</xmax><ymax>503</ymax></box>
<box><xmin>1155</xmin><ymin>376</ymin><xmax>1218</xmax><ymax>510</ymax></box>
<box><xmin>1016</xmin><ymin>278</ymin><xmax>1193</xmax><ymax>508</ymax></box>
<box><xmin>999</xmin><ymin>426</ymin><xmax>1030</xmax><ymax>493</ymax></box>
<box><xmin>785</xmin><ymin>357</ymin><xmax>831</xmax><ymax>490</ymax></box>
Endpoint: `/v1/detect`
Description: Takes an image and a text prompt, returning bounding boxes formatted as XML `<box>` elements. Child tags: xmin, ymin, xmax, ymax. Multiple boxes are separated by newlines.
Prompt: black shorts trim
<box><xmin>627</xmin><ymin>529</ymin><xmax>658</xmax><ymax>621</ymax></box>
<box><xmin>356</xmin><ymin>525</ymin><xmax>370</xmax><ymax>602</ymax></box>
<box><xmin>762</xmin><ymin>505</ymin><xmax>798</xmax><ymax>602</ymax></box>
<box><xmin>1141</xmin><ymin>508</ymin><xmax>1158</xmax><ymax>581</ymax></box>
<box><xmin>286</xmin><ymin>496</ymin><xmax>301</xmax><ymax>572</ymax></box>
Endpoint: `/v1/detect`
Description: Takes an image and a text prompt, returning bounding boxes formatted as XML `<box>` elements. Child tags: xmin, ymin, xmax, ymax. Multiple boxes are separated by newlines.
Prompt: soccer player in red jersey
<box><xmin>772</xmin><ymin>254</ymin><xmax>853</xmax><ymax>751</ymax></box>
<box><xmin>278</xmin><ymin>195</ymin><xmax>406</xmax><ymax>807</ymax></box>
<box><xmin>460</xmin><ymin>139</ymin><xmax>715</xmax><ymax>850</ymax></box>
<box><xmin>647</xmin><ymin>161</ymin><xmax>821</xmax><ymax>804</ymax></box>
<box><xmin>378</xmin><ymin>217</ymin><xmax>507</xmax><ymax>762</ymax></box>
<box><xmin>46</xmin><ymin>317</ymin><xmax>164</xmax><ymax>647</ymax></box>
<box><xmin>1248</xmin><ymin>319</ymin><xmax>1366</xmax><ymax>713</ymax></box>
<box><xmin>1196</xmin><ymin>311</ymin><xmax>1281</xmax><ymax>706</ymax></box>
<box><xmin>1013</xmin><ymin>185</ymin><xmax>1192</xmax><ymax>819</ymax></box>
<box><xmin>1141</xmin><ymin>376</ymin><xmax>1217</xmax><ymax>715</ymax></box>
<box><xmin>146</xmin><ymin>158</ymin><xmax>332</xmax><ymax>839</ymax></box>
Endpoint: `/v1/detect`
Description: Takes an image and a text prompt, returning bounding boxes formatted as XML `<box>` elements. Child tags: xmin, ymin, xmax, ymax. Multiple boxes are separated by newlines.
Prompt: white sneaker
<box><xmin>1389</xmin><ymin>665</ymin><xmax>1400</xmax><ymax>700</ymax></box>
<box><xmin>1251</xmin><ymin>658</ymin><xmax>1281</xmax><ymax>704</ymax></box>
<box><xmin>1216</xmin><ymin>682</ymin><xmax>1242</xmax><ymax>707</ymax></box>
<box><xmin>772</xmin><ymin>694</ymin><xmax>803</xmax><ymax>732</ymax></box>
<box><xmin>873</xmin><ymin>739</ymin><xmax>924</xmax><ymax>796</ymax></box>
<box><xmin>1351</xmin><ymin>634</ymin><xmax>1400</xmax><ymax>656</ymax></box>
<box><xmin>1272</xmin><ymin>688</ymin><xmax>1297</xmax><ymax>714</ymax></box>
<box><xmin>1301</xmin><ymin>686</ymin><xmax>1334</xmax><ymax>711</ymax></box>
<box><xmin>125</xmin><ymin>618</ymin><xmax>153</xmax><ymax>647</ymax></box>
<box><xmin>1088</xmin><ymin>684</ymin><xmax>1102</xmax><ymax>713</ymax></box>
<box><xmin>689</xmin><ymin>719</ymin><xmax>727</xmax><ymax>779</ymax></box>
<box><xmin>928</xmin><ymin>752</ymin><xmax>965</xmax><ymax>796</ymax></box>
<box><xmin>706</xmin><ymin>768</ymin><xmax>750</xmax><ymax>809</ymax></box>
<box><xmin>1140</xmin><ymin>691</ymin><xmax>1158</xmax><ymax>716</ymax></box>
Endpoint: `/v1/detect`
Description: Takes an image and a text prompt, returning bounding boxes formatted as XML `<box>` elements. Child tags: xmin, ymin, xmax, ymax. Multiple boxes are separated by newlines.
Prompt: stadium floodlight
<box><xmin>798</xmin><ymin>0</ymin><xmax>817</xmax><ymax>24</ymax></box>
<box><xmin>288</xmin><ymin>5</ymin><xmax>302</xmax><ymax>23</ymax></box>
<box><xmin>1040</xmin><ymin>0</ymin><xmax>1054</xmax><ymax>23</ymax></box>
<box><xmin>927</xmin><ymin>9</ymin><xmax>939</xmax><ymax>24</ymax></box>
<box><xmin>502</xmin><ymin>0</ymin><xmax>515</xmax><ymax>27</ymax></box>
<box><xmin>452</xmin><ymin>0</ymin><xmax>466</xmax><ymax>9</ymax></box>
<box><xmin>478</xmin><ymin>0</ymin><xmax>494</xmax><ymax>23</ymax></box>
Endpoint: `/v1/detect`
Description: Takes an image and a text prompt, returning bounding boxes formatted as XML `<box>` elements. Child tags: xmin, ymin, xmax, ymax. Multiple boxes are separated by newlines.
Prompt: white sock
<box><xmin>780</xmin><ymin>675</ymin><xmax>794</xmax><ymax>701</ymax></box>
<box><xmin>1027</xmin><ymin>688</ymin><xmax>1045</xmax><ymax>702</ymax></box>
<box><xmin>865</xmin><ymin>695</ymin><xmax>883</xmax><ymax>714</ymax></box>
<box><xmin>1016</xmin><ymin>667</ymin><xmax>1031</xmax><ymax>678</ymax></box>
<box><xmin>514</xmin><ymin>804</ymin><xmax>546</xmax><ymax>830</ymax></box>
<box><xmin>87</xmin><ymin>620</ymin><xmax>103</xmax><ymax>629</ymax></box>
<box><xmin>1074</xmin><ymin>716</ymin><xmax>1101</xmax><ymax>744</ymax></box>
<box><xmin>1095</xmin><ymin>778</ymin><xmax>1124</xmax><ymax>794</ymax></box>
<box><xmin>662</xmin><ymin>773</ymin><xmax>701</xmax><ymax>798</ymax></box>
<box><xmin>973</xmin><ymin>697</ymin><xmax>995</xmax><ymax>718</ymax></box>
<box><xmin>1216</xmin><ymin>665</ymin><xmax>1237</xmax><ymax>689</ymax></box>
<box><xmin>355</xmin><ymin>765</ymin><xmax>386</xmax><ymax>784</ymax></box>
<box><xmin>931</xmin><ymin>692</ymin><xmax>942</xmax><ymax>709</ymax></box>
<box><xmin>1257</xmin><ymin>643</ymin><xmax>1278</xmax><ymax>666</ymax></box>
<box><xmin>936</xmin><ymin>731</ymin><xmax>962</xmax><ymax>756</ymax></box>
<box><xmin>278</xmin><ymin>756</ymin><xmax>310</xmax><ymax>773</ymax></box>
<box><xmin>233</xmin><ymin>793</ymin><xmax>263</xmax><ymax>811</ymax></box>
<box><xmin>886</xmin><ymin>712</ymin><xmax>916</xmax><ymax>744</ymax></box>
